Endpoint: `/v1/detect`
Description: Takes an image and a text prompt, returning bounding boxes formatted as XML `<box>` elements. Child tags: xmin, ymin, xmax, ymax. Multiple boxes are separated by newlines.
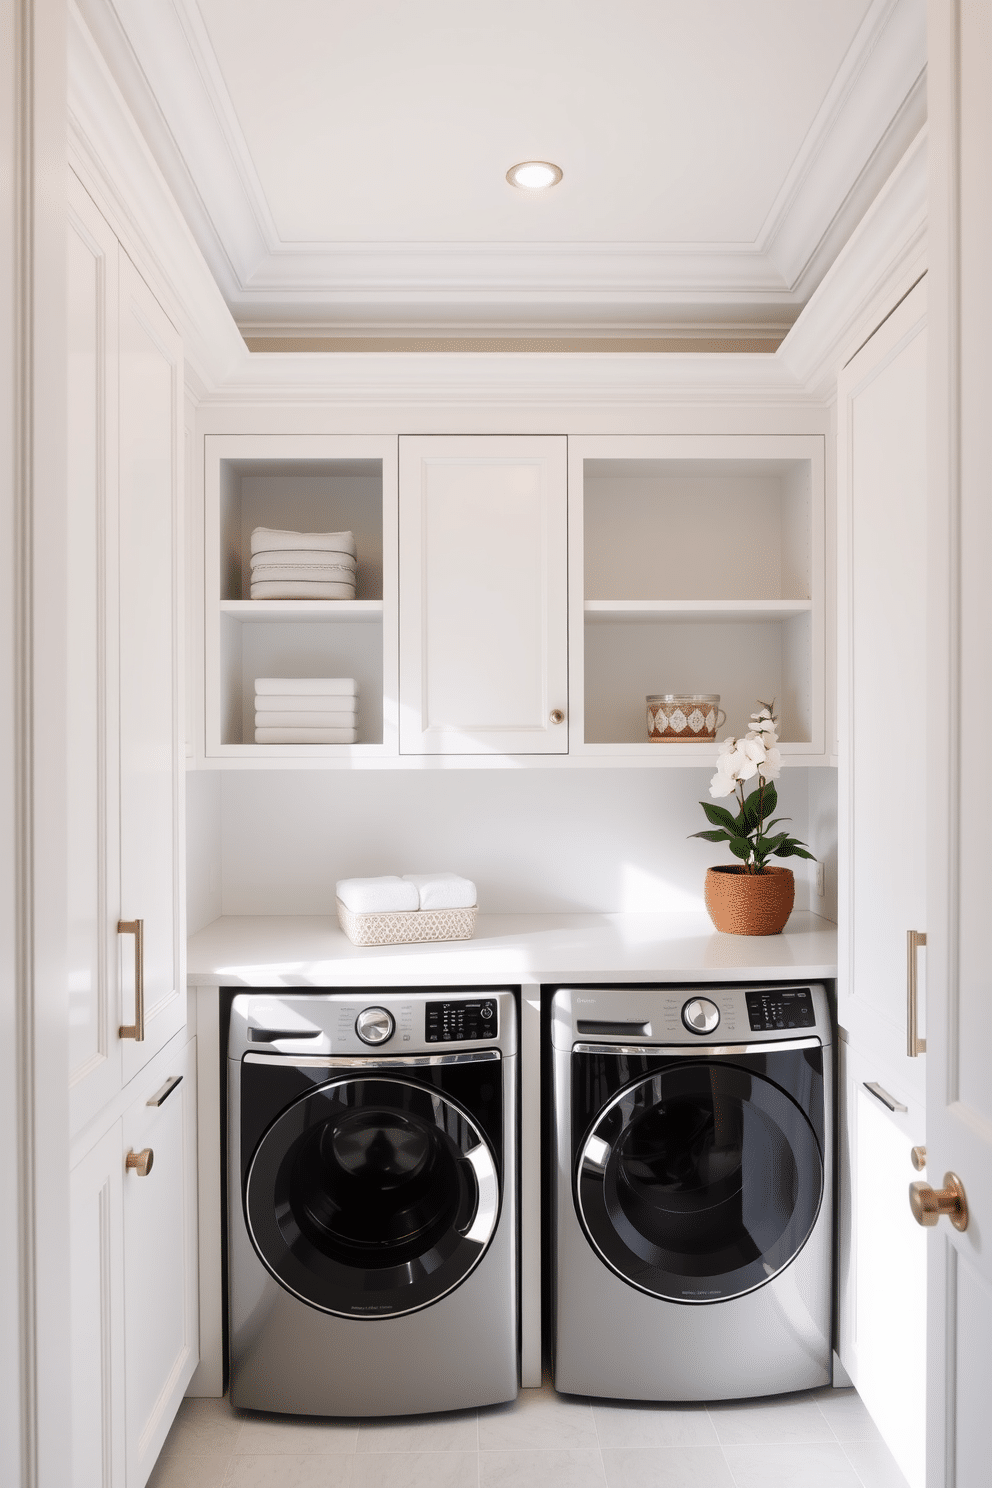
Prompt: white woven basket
<box><xmin>336</xmin><ymin>898</ymin><xmax>477</xmax><ymax>947</ymax></box>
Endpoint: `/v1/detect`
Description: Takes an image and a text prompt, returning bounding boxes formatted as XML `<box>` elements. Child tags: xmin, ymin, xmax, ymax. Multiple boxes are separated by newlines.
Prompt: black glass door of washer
<box><xmin>575</xmin><ymin>1060</ymin><xmax>823</xmax><ymax>1303</ymax></box>
<box><xmin>245</xmin><ymin>1075</ymin><xmax>499</xmax><ymax>1317</ymax></box>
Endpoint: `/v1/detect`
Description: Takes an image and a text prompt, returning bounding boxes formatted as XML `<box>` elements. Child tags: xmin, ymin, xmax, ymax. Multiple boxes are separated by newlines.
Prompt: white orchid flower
<box><xmin>760</xmin><ymin>747</ymin><xmax>782</xmax><ymax>781</ymax></box>
<box><xmin>708</xmin><ymin>771</ymin><xmax>737</xmax><ymax>798</ymax></box>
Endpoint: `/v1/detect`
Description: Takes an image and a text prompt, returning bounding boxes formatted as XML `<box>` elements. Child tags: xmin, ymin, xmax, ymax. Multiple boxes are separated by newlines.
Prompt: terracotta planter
<box><xmin>704</xmin><ymin>865</ymin><xmax>795</xmax><ymax>936</ymax></box>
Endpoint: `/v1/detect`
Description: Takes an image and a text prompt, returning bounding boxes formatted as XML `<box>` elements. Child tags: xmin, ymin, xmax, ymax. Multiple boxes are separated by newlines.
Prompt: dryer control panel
<box><xmin>745</xmin><ymin>986</ymin><xmax>816</xmax><ymax>1032</ymax></box>
<box><xmin>426</xmin><ymin>998</ymin><xmax>498</xmax><ymax>1042</ymax></box>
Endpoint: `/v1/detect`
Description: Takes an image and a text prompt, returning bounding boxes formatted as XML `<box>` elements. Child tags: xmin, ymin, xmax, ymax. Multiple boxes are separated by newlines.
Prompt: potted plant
<box><xmin>690</xmin><ymin>702</ymin><xmax>815</xmax><ymax>935</ymax></box>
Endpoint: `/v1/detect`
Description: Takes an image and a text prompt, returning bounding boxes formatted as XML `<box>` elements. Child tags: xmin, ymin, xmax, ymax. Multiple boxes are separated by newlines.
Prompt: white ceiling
<box><xmin>78</xmin><ymin>0</ymin><xmax>926</xmax><ymax>342</ymax></box>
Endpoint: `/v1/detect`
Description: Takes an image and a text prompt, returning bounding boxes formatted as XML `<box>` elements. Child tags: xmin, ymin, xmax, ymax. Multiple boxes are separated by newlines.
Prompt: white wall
<box><xmin>193</xmin><ymin>766</ymin><xmax>834</xmax><ymax>920</ymax></box>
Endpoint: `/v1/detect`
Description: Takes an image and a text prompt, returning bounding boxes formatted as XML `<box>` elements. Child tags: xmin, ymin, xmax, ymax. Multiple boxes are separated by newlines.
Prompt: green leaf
<box><xmin>760</xmin><ymin>781</ymin><xmax>778</xmax><ymax>818</ymax></box>
<box><xmin>699</xmin><ymin>801</ymin><xmax>740</xmax><ymax>832</ymax></box>
<box><xmin>728</xmin><ymin>836</ymin><xmax>752</xmax><ymax>861</ymax></box>
<box><xmin>773</xmin><ymin>840</ymin><xmax>816</xmax><ymax>861</ymax></box>
<box><xmin>689</xmin><ymin>829</ymin><xmax>731</xmax><ymax>843</ymax></box>
<box><xmin>756</xmin><ymin>832</ymin><xmax>789</xmax><ymax>856</ymax></box>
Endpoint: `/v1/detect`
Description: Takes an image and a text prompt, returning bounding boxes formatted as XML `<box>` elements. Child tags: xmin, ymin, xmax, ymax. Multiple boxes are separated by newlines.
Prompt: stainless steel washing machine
<box><xmin>228</xmin><ymin>987</ymin><xmax>517</xmax><ymax>1415</ymax></box>
<box><xmin>551</xmin><ymin>983</ymin><xmax>833</xmax><ymax>1401</ymax></box>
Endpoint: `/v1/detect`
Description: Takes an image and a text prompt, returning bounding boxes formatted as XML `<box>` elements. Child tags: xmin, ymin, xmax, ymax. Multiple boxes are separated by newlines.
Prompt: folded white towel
<box><xmin>250</xmin><ymin>549</ymin><xmax>357</xmax><ymax>571</ymax></box>
<box><xmin>254</xmin><ymin>694</ymin><xmax>358</xmax><ymax>714</ymax></box>
<box><xmin>255</xmin><ymin>677</ymin><xmax>358</xmax><ymax>697</ymax></box>
<box><xmin>403</xmin><ymin>873</ymin><xmax>478</xmax><ymax>910</ymax></box>
<box><xmin>251</xmin><ymin>526</ymin><xmax>357</xmax><ymax>557</ymax></box>
<box><xmin>255</xmin><ymin>711</ymin><xmax>359</xmax><ymax>729</ymax></box>
<box><xmin>250</xmin><ymin>580</ymin><xmax>356</xmax><ymax>600</ymax></box>
<box><xmin>336</xmin><ymin>876</ymin><xmax>420</xmax><ymax>913</ymax></box>
<box><xmin>250</xmin><ymin>564</ymin><xmax>357</xmax><ymax>584</ymax></box>
<box><xmin>255</xmin><ymin>727</ymin><xmax>358</xmax><ymax>744</ymax></box>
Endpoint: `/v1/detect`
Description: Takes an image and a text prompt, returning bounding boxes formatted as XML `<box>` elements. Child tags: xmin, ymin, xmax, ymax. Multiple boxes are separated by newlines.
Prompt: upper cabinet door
<box><xmin>399</xmin><ymin>436</ymin><xmax>568</xmax><ymax>754</ymax></box>
<box><xmin>117</xmin><ymin>254</ymin><xmax>185</xmax><ymax>1085</ymax></box>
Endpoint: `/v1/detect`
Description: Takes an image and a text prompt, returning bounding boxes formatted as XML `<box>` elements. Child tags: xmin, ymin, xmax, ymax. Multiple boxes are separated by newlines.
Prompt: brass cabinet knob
<box><xmin>125</xmin><ymin>1147</ymin><xmax>154</xmax><ymax>1178</ymax></box>
<box><xmin>911</xmin><ymin>1145</ymin><xmax>927</xmax><ymax>1171</ymax></box>
<box><xmin>909</xmin><ymin>1171</ymin><xmax>967</xmax><ymax>1231</ymax></box>
<box><xmin>549</xmin><ymin>709</ymin><xmax>565</xmax><ymax>725</ymax></box>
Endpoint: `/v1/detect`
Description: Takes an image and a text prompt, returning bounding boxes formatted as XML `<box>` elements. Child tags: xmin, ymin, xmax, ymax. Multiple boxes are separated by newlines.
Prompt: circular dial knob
<box><xmin>355</xmin><ymin>1006</ymin><xmax>395</xmax><ymax>1045</ymax></box>
<box><xmin>682</xmin><ymin>997</ymin><xmax>720</xmax><ymax>1036</ymax></box>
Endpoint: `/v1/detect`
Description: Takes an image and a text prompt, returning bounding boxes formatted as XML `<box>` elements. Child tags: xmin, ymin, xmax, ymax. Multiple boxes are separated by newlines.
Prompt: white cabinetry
<box><xmin>67</xmin><ymin>175</ymin><xmax>186</xmax><ymax>1130</ymax></box>
<box><xmin>568</xmin><ymin>436</ymin><xmax>825</xmax><ymax>759</ymax></box>
<box><xmin>398</xmin><ymin>435</ymin><xmax>568</xmax><ymax>754</ymax></box>
<box><xmin>70</xmin><ymin>1038</ymin><xmax>199</xmax><ymax>1488</ymax></box>
<box><xmin>203</xmin><ymin>435</ymin><xmax>398</xmax><ymax>760</ymax></box>
<box><xmin>836</xmin><ymin>278</ymin><xmax>927</xmax><ymax>1487</ymax></box>
<box><xmin>67</xmin><ymin>171</ymin><xmax>193</xmax><ymax>1488</ymax></box>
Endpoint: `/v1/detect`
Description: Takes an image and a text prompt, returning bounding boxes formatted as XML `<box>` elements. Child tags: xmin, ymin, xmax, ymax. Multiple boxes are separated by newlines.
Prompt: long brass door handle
<box><xmin>909</xmin><ymin>1172</ymin><xmax>968</xmax><ymax>1231</ymax></box>
<box><xmin>907</xmin><ymin>929</ymin><xmax>926</xmax><ymax>1057</ymax></box>
<box><xmin>118</xmin><ymin>918</ymin><xmax>145</xmax><ymax>1041</ymax></box>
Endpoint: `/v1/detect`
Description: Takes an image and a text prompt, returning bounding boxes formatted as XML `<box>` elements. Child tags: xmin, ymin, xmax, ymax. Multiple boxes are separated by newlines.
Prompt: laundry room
<box><xmin>7</xmin><ymin>4</ymin><xmax>992</xmax><ymax>1488</ymax></box>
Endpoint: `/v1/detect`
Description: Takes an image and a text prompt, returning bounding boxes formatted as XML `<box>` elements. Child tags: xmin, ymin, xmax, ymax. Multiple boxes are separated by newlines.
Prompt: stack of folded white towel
<box><xmin>249</xmin><ymin>527</ymin><xmax>357</xmax><ymax>600</ymax></box>
<box><xmin>336</xmin><ymin>873</ymin><xmax>478</xmax><ymax>913</ymax></box>
<box><xmin>255</xmin><ymin>678</ymin><xmax>359</xmax><ymax>744</ymax></box>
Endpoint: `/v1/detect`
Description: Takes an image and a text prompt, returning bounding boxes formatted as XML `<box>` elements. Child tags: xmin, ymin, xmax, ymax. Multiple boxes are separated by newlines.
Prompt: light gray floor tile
<box><xmin>841</xmin><ymin>1439</ymin><xmax>913</xmax><ymax>1488</ymax></box>
<box><xmin>708</xmin><ymin>1395</ymin><xmax>836</xmax><ymax>1445</ymax></box>
<box><xmin>358</xmin><ymin>1409</ymin><xmax>478</xmax><ymax>1453</ymax></box>
<box><xmin>351</xmin><ymin>1450</ymin><xmax>479</xmax><ymax>1488</ymax></box>
<box><xmin>593</xmin><ymin>1401</ymin><xmax>718</xmax><ymax>1448</ymax></box>
<box><xmin>815</xmin><ymin>1388</ymin><xmax>886</xmax><ymax>1442</ymax></box>
<box><xmin>724</xmin><ymin>1440</ymin><xmax>865</xmax><ymax>1488</ymax></box>
<box><xmin>164</xmin><ymin>1398</ymin><xmax>243</xmax><ymax>1454</ymax></box>
<box><xmin>235</xmin><ymin>1413</ymin><xmax>360</xmax><ymax>1454</ymax></box>
<box><xmin>602</xmin><ymin>1445</ymin><xmax>735</xmax><ymax>1488</ymax></box>
<box><xmin>224</xmin><ymin>1454</ymin><xmax>355</xmax><ymax>1488</ymax></box>
<box><xmin>479</xmin><ymin>1384</ymin><xmax>597</xmax><ymax>1450</ymax></box>
<box><xmin>147</xmin><ymin>1454</ymin><xmax>232</xmax><ymax>1488</ymax></box>
<box><xmin>480</xmin><ymin>1448</ymin><xmax>607</xmax><ymax>1488</ymax></box>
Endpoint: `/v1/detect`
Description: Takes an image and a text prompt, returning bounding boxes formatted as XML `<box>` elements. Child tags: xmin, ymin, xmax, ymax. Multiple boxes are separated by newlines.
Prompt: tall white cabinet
<box><xmin>836</xmin><ymin>278</ymin><xmax>928</xmax><ymax>1488</ymax></box>
<box><xmin>67</xmin><ymin>171</ymin><xmax>196</xmax><ymax>1488</ymax></box>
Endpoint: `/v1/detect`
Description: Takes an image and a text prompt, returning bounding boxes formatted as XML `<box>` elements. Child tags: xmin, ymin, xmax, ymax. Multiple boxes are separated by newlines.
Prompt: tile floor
<box><xmin>148</xmin><ymin>1380</ymin><xmax>912</xmax><ymax>1488</ymax></box>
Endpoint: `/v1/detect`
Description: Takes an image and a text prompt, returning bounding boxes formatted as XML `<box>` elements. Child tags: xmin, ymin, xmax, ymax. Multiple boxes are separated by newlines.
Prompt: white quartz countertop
<box><xmin>186</xmin><ymin>910</ymin><xmax>837</xmax><ymax>988</ymax></box>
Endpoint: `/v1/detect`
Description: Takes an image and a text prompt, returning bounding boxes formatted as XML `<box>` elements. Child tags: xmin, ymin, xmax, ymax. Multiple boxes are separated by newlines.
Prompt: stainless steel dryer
<box><xmin>551</xmin><ymin>983</ymin><xmax>832</xmax><ymax>1401</ymax></box>
<box><xmin>228</xmin><ymin>987</ymin><xmax>517</xmax><ymax>1415</ymax></box>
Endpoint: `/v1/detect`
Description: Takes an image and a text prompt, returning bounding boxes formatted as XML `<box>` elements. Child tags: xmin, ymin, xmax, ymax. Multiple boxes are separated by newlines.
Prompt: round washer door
<box><xmin>245</xmin><ymin>1075</ymin><xmax>500</xmax><ymax>1317</ymax></box>
<box><xmin>576</xmin><ymin>1060</ymin><xmax>823</xmax><ymax>1303</ymax></box>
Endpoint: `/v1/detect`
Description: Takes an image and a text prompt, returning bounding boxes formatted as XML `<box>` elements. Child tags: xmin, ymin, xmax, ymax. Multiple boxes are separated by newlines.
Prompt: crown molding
<box><xmin>778</xmin><ymin>126</ymin><xmax>927</xmax><ymax>397</ymax></box>
<box><xmin>77</xmin><ymin>0</ymin><xmax>928</xmax><ymax>334</ymax></box>
<box><xmin>68</xmin><ymin>1</ymin><xmax>247</xmax><ymax>395</ymax></box>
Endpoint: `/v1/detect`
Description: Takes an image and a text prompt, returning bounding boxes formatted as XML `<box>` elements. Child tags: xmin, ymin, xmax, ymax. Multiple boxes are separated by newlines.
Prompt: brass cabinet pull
<box><xmin>125</xmin><ymin>1148</ymin><xmax>154</xmax><ymax>1178</ymax></box>
<box><xmin>906</xmin><ymin>929</ymin><xmax>927</xmax><ymax>1057</ymax></box>
<box><xmin>863</xmin><ymin>1081</ymin><xmax>908</xmax><ymax>1113</ymax></box>
<box><xmin>549</xmin><ymin>709</ymin><xmax>565</xmax><ymax>725</ymax></box>
<box><xmin>118</xmin><ymin>919</ymin><xmax>145</xmax><ymax>1042</ymax></box>
<box><xmin>911</xmin><ymin>1145</ymin><xmax>927</xmax><ymax>1171</ymax></box>
<box><xmin>146</xmin><ymin>1075</ymin><xmax>182</xmax><ymax>1108</ymax></box>
<box><xmin>909</xmin><ymin>1171</ymin><xmax>968</xmax><ymax>1231</ymax></box>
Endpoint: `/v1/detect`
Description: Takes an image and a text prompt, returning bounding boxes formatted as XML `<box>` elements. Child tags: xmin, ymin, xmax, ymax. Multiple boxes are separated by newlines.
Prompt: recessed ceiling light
<box><xmin>506</xmin><ymin>160</ymin><xmax>563</xmax><ymax>191</ymax></box>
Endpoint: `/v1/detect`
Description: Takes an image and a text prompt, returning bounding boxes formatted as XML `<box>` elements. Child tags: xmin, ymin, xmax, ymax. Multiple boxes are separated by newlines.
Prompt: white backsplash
<box><xmin>184</xmin><ymin>767</ymin><xmax>836</xmax><ymax>922</ymax></box>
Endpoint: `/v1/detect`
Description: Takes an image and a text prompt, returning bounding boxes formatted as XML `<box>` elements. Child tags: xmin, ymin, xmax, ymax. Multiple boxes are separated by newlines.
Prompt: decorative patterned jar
<box><xmin>647</xmin><ymin>694</ymin><xmax>726</xmax><ymax>742</ymax></box>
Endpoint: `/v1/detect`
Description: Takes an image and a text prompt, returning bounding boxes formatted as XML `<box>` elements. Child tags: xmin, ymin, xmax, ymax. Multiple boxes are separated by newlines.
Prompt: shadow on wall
<box><xmin>207</xmin><ymin>767</ymin><xmax>829</xmax><ymax>918</ymax></box>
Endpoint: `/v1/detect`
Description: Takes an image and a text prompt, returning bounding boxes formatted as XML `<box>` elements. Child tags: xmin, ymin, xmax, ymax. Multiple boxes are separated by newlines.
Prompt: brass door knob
<box><xmin>911</xmin><ymin>1145</ymin><xmax>927</xmax><ymax>1171</ymax></box>
<box><xmin>909</xmin><ymin>1171</ymin><xmax>968</xmax><ymax>1231</ymax></box>
<box><xmin>125</xmin><ymin>1147</ymin><xmax>154</xmax><ymax>1178</ymax></box>
<box><xmin>549</xmin><ymin>709</ymin><xmax>565</xmax><ymax>725</ymax></box>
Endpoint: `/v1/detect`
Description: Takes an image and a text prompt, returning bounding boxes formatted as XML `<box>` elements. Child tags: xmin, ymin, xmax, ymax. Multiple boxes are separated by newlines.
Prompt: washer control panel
<box><xmin>745</xmin><ymin>986</ymin><xmax>816</xmax><ymax>1032</ymax></box>
<box><xmin>681</xmin><ymin>996</ymin><xmax>721</xmax><ymax>1035</ymax></box>
<box><xmin>355</xmin><ymin>1006</ymin><xmax>395</xmax><ymax>1045</ymax></box>
<box><xmin>426</xmin><ymin>998</ymin><xmax>498</xmax><ymax>1043</ymax></box>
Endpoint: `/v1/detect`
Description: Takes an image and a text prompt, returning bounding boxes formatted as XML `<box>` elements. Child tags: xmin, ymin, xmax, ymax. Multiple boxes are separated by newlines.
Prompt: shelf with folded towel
<box><xmin>220</xmin><ymin>600</ymin><xmax>384</xmax><ymax>622</ymax></box>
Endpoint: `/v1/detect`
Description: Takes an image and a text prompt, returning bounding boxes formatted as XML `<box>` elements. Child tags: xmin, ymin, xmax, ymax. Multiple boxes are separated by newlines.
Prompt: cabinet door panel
<box><xmin>70</xmin><ymin>1123</ymin><xmax>126</xmax><ymax>1488</ymax></box>
<box><xmin>399</xmin><ymin>436</ymin><xmax>568</xmax><ymax>754</ymax></box>
<box><xmin>67</xmin><ymin>178</ymin><xmax>122</xmax><ymax>1130</ymax></box>
<box><xmin>117</xmin><ymin>256</ymin><xmax>185</xmax><ymax>1083</ymax></box>
<box><xmin>122</xmin><ymin>1039</ymin><xmax>198</xmax><ymax>1488</ymax></box>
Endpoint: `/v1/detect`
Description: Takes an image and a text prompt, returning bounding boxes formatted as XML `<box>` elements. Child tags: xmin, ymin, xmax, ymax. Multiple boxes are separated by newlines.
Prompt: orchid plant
<box><xmin>689</xmin><ymin>702</ymin><xmax>815</xmax><ymax>874</ymax></box>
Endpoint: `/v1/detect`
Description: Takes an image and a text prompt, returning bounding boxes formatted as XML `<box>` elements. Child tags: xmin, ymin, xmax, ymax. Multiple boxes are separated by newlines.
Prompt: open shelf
<box><xmin>204</xmin><ymin>435</ymin><xmax>398</xmax><ymax>761</ymax></box>
<box><xmin>570</xmin><ymin>437</ymin><xmax>825</xmax><ymax>759</ymax></box>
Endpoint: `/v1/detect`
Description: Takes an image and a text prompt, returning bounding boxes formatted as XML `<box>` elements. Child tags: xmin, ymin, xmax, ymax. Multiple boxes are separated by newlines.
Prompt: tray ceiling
<box><xmin>76</xmin><ymin>0</ymin><xmax>926</xmax><ymax>342</ymax></box>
